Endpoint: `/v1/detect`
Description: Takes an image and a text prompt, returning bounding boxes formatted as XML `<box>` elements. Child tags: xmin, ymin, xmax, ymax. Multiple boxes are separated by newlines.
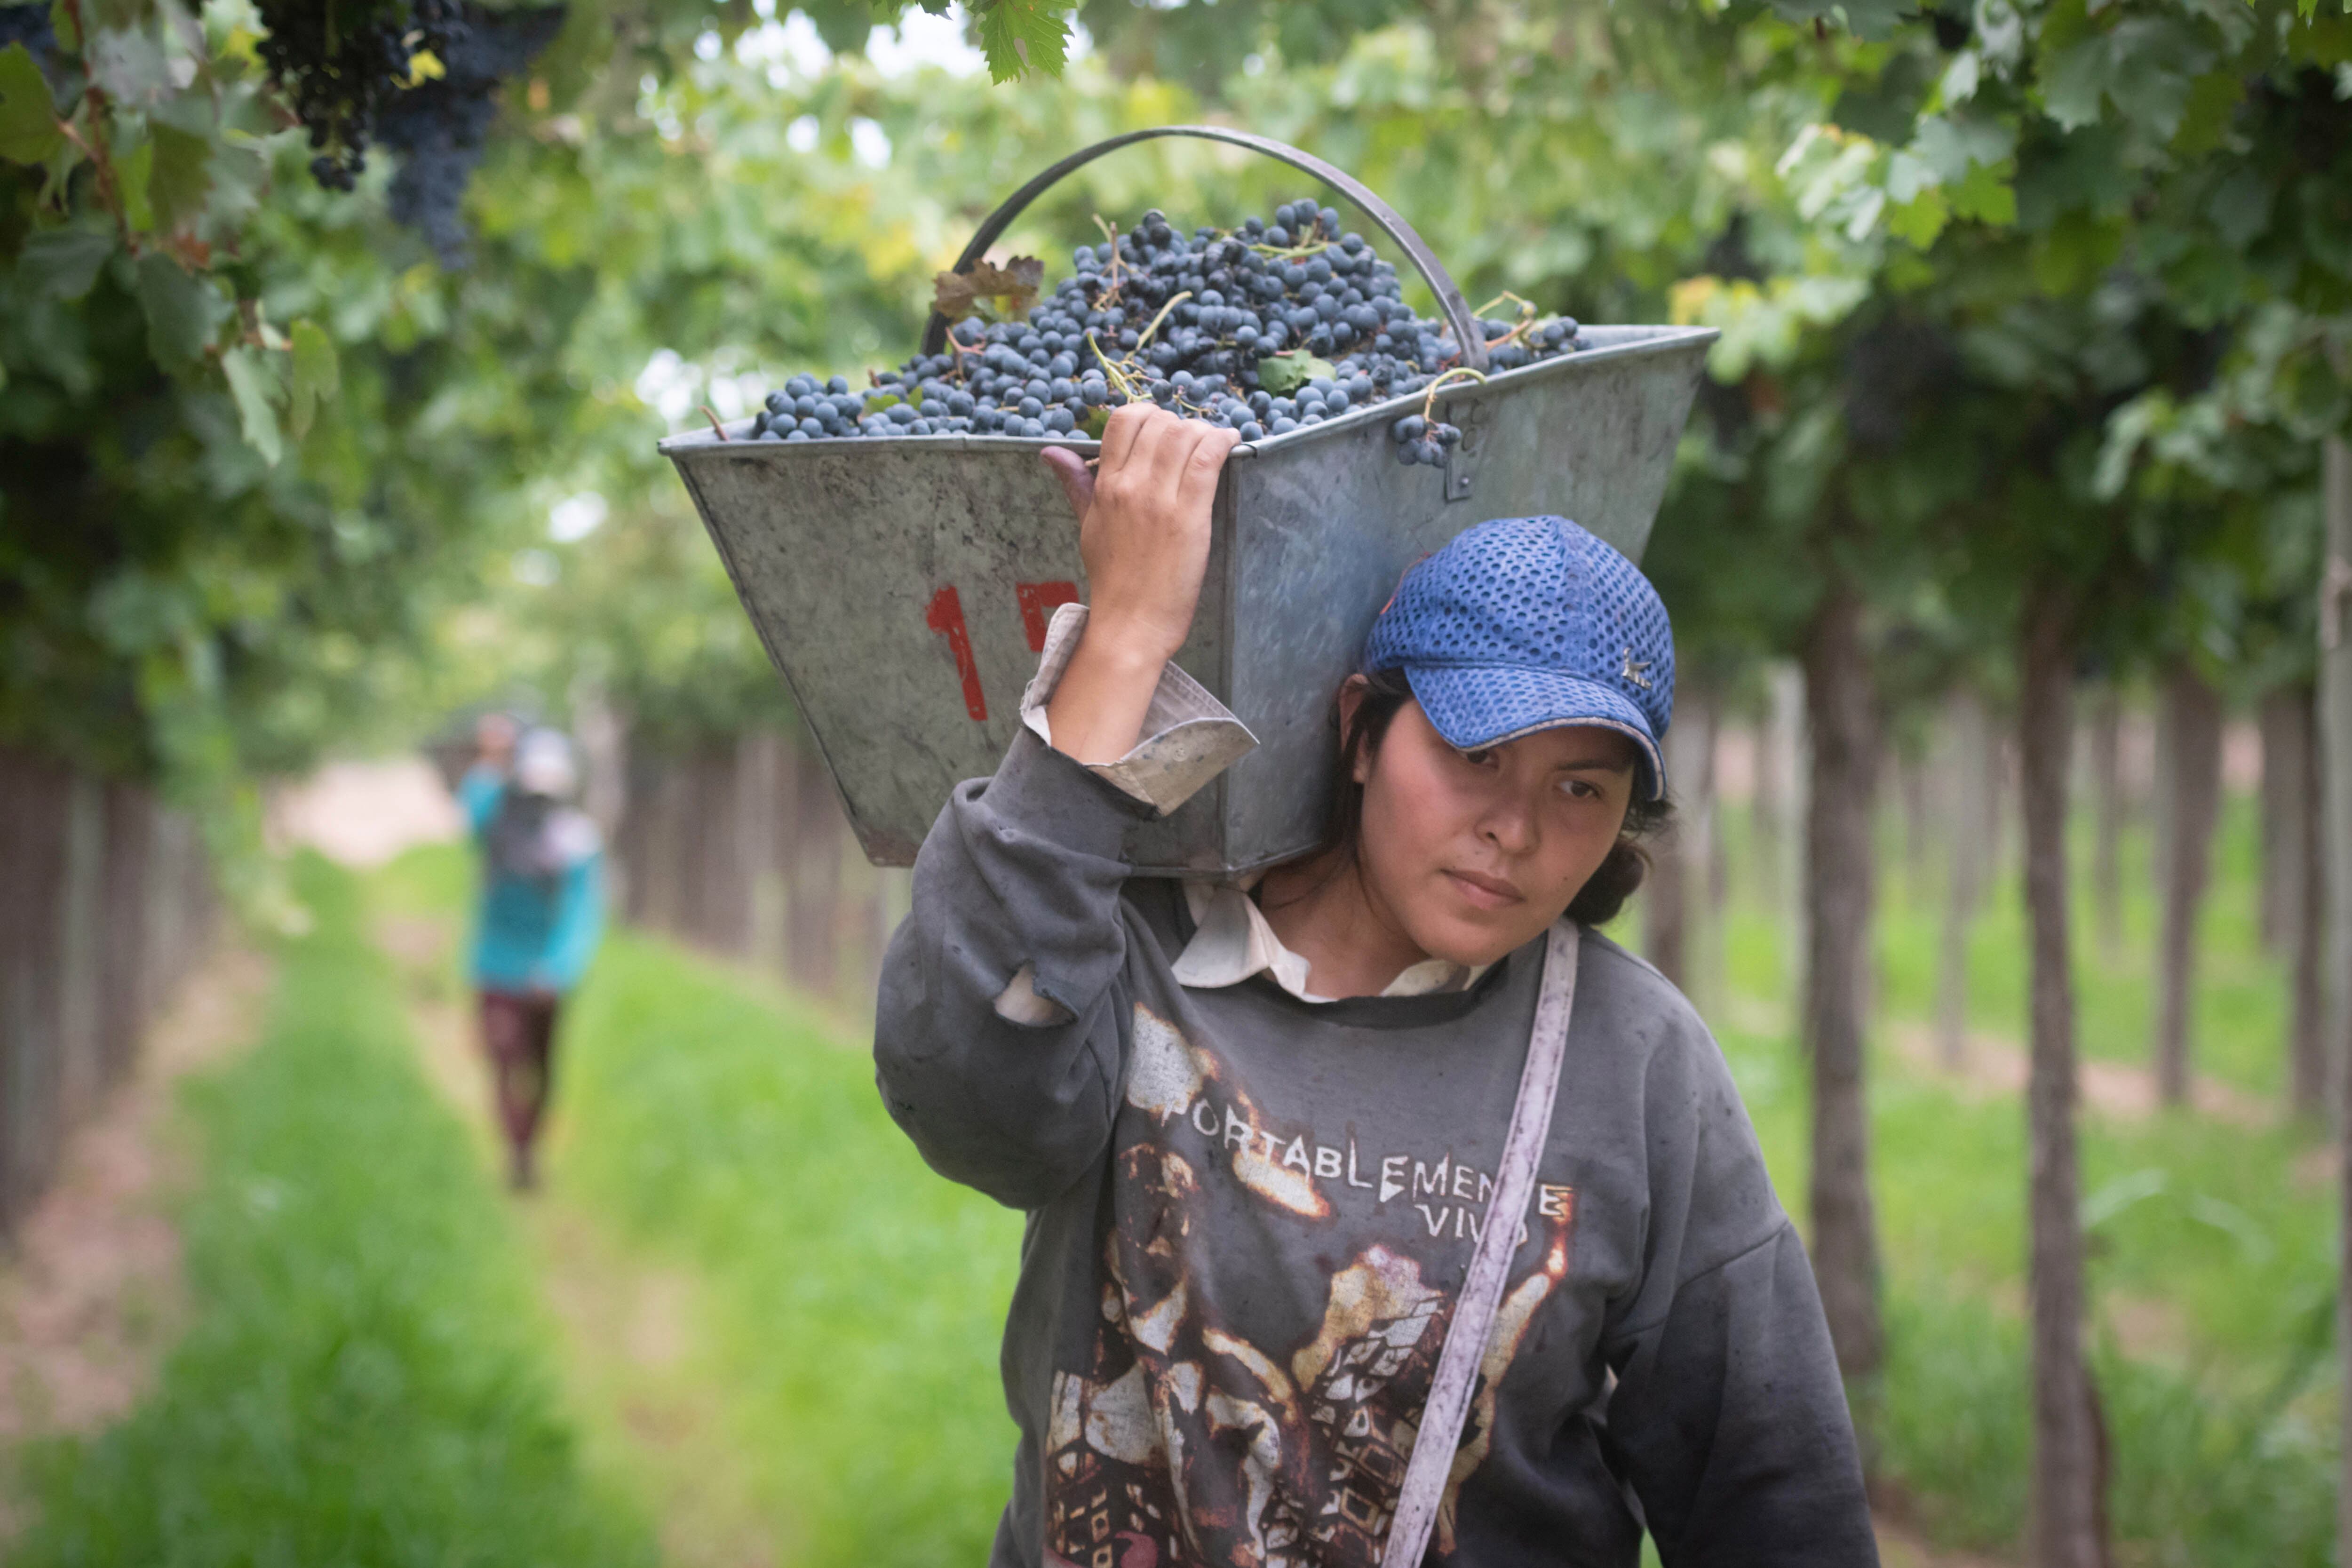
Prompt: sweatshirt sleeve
<box><xmin>872</xmin><ymin>728</ymin><xmax>1160</xmax><ymax>1210</ymax></box>
<box><xmin>1017</xmin><ymin>601</ymin><xmax>1257</xmax><ymax>815</ymax></box>
<box><xmin>1598</xmin><ymin>1002</ymin><xmax>1878</xmax><ymax>1567</ymax></box>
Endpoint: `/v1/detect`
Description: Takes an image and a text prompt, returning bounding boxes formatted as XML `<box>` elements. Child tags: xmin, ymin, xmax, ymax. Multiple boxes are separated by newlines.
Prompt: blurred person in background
<box><xmin>459</xmin><ymin>709</ymin><xmax>519</xmax><ymax>810</ymax></box>
<box><xmin>465</xmin><ymin>726</ymin><xmax>604</xmax><ymax>1191</ymax></box>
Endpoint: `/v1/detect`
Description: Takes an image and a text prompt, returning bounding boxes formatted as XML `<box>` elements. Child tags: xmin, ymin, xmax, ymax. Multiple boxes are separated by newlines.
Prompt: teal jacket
<box><xmin>462</xmin><ymin>767</ymin><xmax>605</xmax><ymax>994</ymax></box>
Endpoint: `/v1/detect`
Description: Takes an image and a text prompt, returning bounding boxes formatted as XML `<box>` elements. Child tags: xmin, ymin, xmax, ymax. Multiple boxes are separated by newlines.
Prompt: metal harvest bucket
<box><xmin>660</xmin><ymin>126</ymin><xmax>1717</xmax><ymax>875</ymax></box>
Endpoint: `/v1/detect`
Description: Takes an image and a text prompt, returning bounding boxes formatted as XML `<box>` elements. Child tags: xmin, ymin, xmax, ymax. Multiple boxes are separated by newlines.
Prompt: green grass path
<box><xmin>8</xmin><ymin>855</ymin><xmax>655</xmax><ymax>1568</ymax></box>
<box><xmin>371</xmin><ymin>844</ymin><xmax>1025</xmax><ymax>1568</ymax></box>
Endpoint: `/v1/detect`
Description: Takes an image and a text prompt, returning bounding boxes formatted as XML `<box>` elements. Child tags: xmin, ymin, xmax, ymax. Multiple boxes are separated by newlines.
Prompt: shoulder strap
<box><xmin>1383</xmin><ymin>921</ymin><xmax>1581</xmax><ymax>1565</ymax></box>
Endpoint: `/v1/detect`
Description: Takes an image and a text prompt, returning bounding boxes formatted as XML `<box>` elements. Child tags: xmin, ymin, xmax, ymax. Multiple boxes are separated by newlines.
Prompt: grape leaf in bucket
<box><xmin>933</xmin><ymin>256</ymin><xmax>1046</xmax><ymax>324</ymax></box>
<box><xmin>1256</xmin><ymin>350</ymin><xmax>1336</xmax><ymax>397</ymax></box>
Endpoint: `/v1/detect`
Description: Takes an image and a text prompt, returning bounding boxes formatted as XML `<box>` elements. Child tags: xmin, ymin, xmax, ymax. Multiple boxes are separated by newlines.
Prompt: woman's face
<box><xmin>1349</xmin><ymin>694</ymin><xmax>1639</xmax><ymax>967</ymax></box>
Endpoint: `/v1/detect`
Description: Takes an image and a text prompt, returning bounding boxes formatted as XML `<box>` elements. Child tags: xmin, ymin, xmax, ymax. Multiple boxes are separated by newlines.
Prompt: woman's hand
<box><xmin>1042</xmin><ymin>405</ymin><xmax>1239</xmax><ymax>665</ymax></box>
<box><xmin>1039</xmin><ymin>407</ymin><xmax>1240</xmax><ymax>764</ymax></box>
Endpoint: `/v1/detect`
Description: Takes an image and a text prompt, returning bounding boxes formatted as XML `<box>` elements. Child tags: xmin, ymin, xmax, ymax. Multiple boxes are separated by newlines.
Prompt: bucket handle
<box><xmin>918</xmin><ymin>124</ymin><xmax>1489</xmax><ymax>374</ymax></box>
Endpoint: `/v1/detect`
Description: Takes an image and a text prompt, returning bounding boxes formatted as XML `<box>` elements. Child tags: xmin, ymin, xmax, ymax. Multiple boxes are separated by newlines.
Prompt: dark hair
<box><xmin>1320</xmin><ymin>668</ymin><xmax>1673</xmax><ymax>927</ymax></box>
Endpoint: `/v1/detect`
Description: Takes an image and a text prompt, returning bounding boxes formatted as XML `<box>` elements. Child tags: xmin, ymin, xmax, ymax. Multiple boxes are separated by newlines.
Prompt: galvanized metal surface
<box><xmin>662</xmin><ymin>323</ymin><xmax>1716</xmax><ymax>873</ymax></box>
<box><xmin>921</xmin><ymin>125</ymin><xmax>1492</xmax><ymax>374</ymax></box>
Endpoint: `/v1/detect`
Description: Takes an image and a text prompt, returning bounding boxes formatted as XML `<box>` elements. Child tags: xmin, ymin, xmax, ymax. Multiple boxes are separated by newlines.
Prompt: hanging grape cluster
<box><xmin>254</xmin><ymin>0</ymin><xmax>461</xmax><ymax>191</ymax></box>
<box><xmin>373</xmin><ymin>5</ymin><xmax>567</xmax><ymax>266</ymax></box>
<box><xmin>747</xmin><ymin>199</ymin><xmax>1584</xmax><ymax>470</ymax></box>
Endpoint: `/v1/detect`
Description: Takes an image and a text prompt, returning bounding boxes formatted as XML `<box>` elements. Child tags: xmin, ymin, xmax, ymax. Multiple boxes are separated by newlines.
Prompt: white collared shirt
<box><xmin>1173</xmin><ymin>878</ymin><xmax>1491</xmax><ymax>1002</ymax></box>
<box><xmin>1017</xmin><ymin>603</ymin><xmax>1486</xmax><ymax>1006</ymax></box>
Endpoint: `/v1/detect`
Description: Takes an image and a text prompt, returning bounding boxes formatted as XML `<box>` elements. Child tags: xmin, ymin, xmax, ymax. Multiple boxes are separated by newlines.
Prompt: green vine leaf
<box><xmin>220</xmin><ymin>346</ymin><xmax>284</xmax><ymax>467</ymax></box>
<box><xmin>287</xmin><ymin>320</ymin><xmax>339</xmax><ymax>440</ymax></box>
<box><xmin>89</xmin><ymin>27</ymin><xmax>173</xmax><ymax>109</ymax></box>
<box><xmin>17</xmin><ymin>225</ymin><xmax>114</xmax><ymax>299</ymax></box>
<box><xmin>974</xmin><ymin>0</ymin><xmax>1069</xmax><ymax>83</ymax></box>
<box><xmin>0</xmin><ymin>43</ymin><xmax>64</xmax><ymax>166</ymax></box>
<box><xmin>147</xmin><ymin>123</ymin><xmax>214</xmax><ymax>235</ymax></box>
<box><xmin>136</xmin><ymin>252</ymin><xmax>227</xmax><ymax>365</ymax></box>
<box><xmin>117</xmin><ymin>132</ymin><xmax>154</xmax><ymax>231</ymax></box>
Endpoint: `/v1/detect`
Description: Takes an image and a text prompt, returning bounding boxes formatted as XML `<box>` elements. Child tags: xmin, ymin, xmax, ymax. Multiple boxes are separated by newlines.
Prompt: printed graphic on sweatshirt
<box><xmin>1043</xmin><ymin>1005</ymin><xmax>1576</xmax><ymax>1568</ymax></box>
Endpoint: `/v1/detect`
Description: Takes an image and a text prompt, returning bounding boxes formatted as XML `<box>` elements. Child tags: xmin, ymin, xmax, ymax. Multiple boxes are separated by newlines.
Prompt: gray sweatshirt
<box><xmin>874</xmin><ymin>730</ymin><xmax>1877</xmax><ymax>1568</ymax></box>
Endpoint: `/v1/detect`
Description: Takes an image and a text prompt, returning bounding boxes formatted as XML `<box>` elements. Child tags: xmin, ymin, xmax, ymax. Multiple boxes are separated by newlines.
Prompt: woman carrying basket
<box><xmin>874</xmin><ymin>405</ymin><xmax>1875</xmax><ymax>1566</ymax></box>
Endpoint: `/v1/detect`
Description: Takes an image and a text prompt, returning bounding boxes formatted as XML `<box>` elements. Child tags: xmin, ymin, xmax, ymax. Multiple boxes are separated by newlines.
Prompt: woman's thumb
<box><xmin>1040</xmin><ymin>446</ymin><xmax>1095</xmax><ymax>522</ymax></box>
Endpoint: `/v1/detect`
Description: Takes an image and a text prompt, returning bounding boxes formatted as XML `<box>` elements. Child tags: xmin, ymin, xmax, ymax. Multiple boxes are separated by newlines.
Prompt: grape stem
<box><xmin>1086</xmin><ymin>331</ymin><xmax>1141</xmax><ymax>404</ymax></box>
<box><xmin>1468</xmin><ymin>292</ymin><xmax>1566</xmax><ymax>358</ymax></box>
<box><xmin>1092</xmin><ymin>214</ymin><xmax>1128</xmax><ymax>300</ymax></box>
<box><xmin>1420</xmin><ymin>367</ymin><xmax>1488</xmax><ymax>422</ymax></box>
<box><xmin>1133</xmin><ymin>290</ymin><xmax>1192</xmax><ymax>351</ymax></box>
<box><xmin>1473</xmin><ymin>290</ymin><xmax>1539</xmax><ymax>321</ymax></box>
<box><xmin>56</xmin><ymin>0</ymin><xmax>137</xmax><ymax>252</ymax></box>
<box><xmin>700</xmin><ymin>404</ymin><xmax>731</xmax><ymax>441</ymax></box>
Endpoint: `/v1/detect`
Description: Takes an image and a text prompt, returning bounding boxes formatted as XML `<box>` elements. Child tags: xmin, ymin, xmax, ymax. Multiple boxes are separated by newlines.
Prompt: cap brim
<box><xmin>1402</xmin><ymin>664</ymin><xmax>1667</xmax><ymax>801</ymax></box>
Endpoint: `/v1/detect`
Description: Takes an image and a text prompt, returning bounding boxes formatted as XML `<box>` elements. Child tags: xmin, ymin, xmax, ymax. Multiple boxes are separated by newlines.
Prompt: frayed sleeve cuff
<box><xmin>1018</xmin><ymin>601</ymin><xmax>1258</xmax><ymax>816</ymax></box>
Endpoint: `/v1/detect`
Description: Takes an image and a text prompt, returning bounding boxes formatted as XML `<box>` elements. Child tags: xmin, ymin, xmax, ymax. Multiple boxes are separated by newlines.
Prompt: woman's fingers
<box><xmin>1097</xmin><ymin>400</ymin><xmax>1153</xmax><ymax>475</ymax></box>
<box><xmin>1060</xmin><ymin>404</ymin><xmax>1231</xmax><ymax>668</ymax></box>
<box><xmin>1141</xmin><ymin>409</ymin><xmax>1208</xmax><ymax>502</ymax></box>
<box><xmin>1039</xmin><ymin>445</ymin><xmax>1095</xmax><ymax>523</ymax></box>
<box><xmin>1128</xmin><ymin>405</ymin><xmax>1187</xmax><ymax>494</ymax></box>
<box><xmin>1174</xmin><ymin>425</ymin><xmax>1240</xmax><ymax>515</ymax></box>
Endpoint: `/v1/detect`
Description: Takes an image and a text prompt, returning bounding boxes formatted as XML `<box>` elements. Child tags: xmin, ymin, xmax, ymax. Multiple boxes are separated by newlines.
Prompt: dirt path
<box><xmin>265</xmin><ymin>756</ymin><xmax>463</xmax><ymax>867</ymax></box>
<box><xmin>374</xmin><ymin>907</ymin><xmax>787</xmax><ymax>1568</ymax></box>
<box><xmin>0</xmin><ymin>944</ymin><xmax>271</xmax><ymax>1535</ymax></box>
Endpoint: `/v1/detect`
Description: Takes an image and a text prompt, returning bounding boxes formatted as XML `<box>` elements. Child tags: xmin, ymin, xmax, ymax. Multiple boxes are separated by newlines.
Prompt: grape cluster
<box><xmin>1386</xmin><ymin>412</ymin><xmax>1459</xmax><ymax>467</ymax></box>
<box><xmin>374</xmin><ymin>5</ymin><xmax>566</xmax><ymax>265</ymax></box>
<box><xmin>747</xmin><ymin>200</ymin><xmax>1583</xmax><ymax>458</ymax></box>
<box><xmin>256</xmin><ymin>0</ymin><xmax>461</xmax><ymax>191</ymax></box>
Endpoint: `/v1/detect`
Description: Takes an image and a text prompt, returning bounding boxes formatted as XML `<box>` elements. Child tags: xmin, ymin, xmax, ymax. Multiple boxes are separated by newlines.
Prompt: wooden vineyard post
<box><xmin>1801</xmin><ymin>576</ymin><xmax>1884</xmax><ymax>1413</ymax></box>
<box><xmin>787</xmin><ymin>740</ymin><xmax>843</xmax><ymax>998</ymax></box>
<box><xmin>2088</xmin><ymin>684</ymin><xmax>2125</xmax><ymax>963</ymax></box>
<box><xmin>2020</xmin><ymin>586</ymin><xmax>2102</xmax><ymax>1568</ymax></box>
<box><xmin>1939</xmin><ymin>685</ymin><xmax>1996</xmax><ymax>1068</ymax></box>
<box><xmin>1765</xmin><ymin>663</ymin><xmax>1807</xmax><ymax>991</ymax></box>
<box><xmin>2152</xmin><ymin>660</ymin><xmax>2222</xmax><ymax>1106</ymax></box>
<box><xmin>97</xmin><ymin>781</ymin><xmax>153</xmax><ymax>1086</ymax></box>
<box><xmin>741</xmin><ymin>731</ymin><xmax>788</xmax><ymax>975</ymax></box>
<box><xmin>2320</xmin><ymin>434</ymin><xmax>2352</xmax><ymax>1568</ymax></box>
<box><xmin>2259</xmin><ymin>682</ymin><xmax>2326</xmax><ymax>1114</ymax></box>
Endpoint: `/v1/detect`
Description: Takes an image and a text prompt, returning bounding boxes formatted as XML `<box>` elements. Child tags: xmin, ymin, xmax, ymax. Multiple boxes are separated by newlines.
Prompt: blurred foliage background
<box><xmin>4</xmin><ymin>1</ymin><xmax>2352</xmax><ymax>1564</ymax></box>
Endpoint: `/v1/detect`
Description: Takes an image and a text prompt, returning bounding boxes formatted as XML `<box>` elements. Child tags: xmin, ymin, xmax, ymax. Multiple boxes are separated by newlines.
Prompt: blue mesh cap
<box><xmin>1361</xmin><ymin>516</ymin><xmax>1675</xmax><ymax>799</ymax></box>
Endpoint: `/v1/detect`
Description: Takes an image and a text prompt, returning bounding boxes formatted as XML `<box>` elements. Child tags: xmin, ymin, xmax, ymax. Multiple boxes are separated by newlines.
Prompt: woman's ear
<box><xmin>1336</xmin><ymin>675</ymin><xmax>1374</xmax><ymax>784</ymax></box>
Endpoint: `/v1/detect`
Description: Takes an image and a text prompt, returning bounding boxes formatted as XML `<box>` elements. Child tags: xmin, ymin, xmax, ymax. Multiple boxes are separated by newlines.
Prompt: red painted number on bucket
<box><xmin>1016</xmin><ymin>581</ymin><xmax>1081</xmax><ymax>653</ymax></box>
<box><xmin>925</xmin><ymin>586</ymin><xmax>988</xmax><ymax>722</ymax></box>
